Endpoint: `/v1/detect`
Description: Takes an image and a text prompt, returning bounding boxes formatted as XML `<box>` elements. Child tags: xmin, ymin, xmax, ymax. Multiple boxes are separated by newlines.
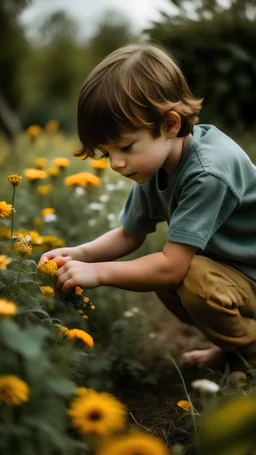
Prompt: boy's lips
<box><xmin>125</xmin><ymin>173</ymin><xmax>136</xmax><ymax>178</ymax></box>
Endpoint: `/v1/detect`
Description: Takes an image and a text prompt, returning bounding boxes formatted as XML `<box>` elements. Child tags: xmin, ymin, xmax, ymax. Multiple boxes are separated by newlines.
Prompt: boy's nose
<box><xmin>109</xmin><ymin>156</ymin><xmax>126</xmax><ymax>172</ymax></box>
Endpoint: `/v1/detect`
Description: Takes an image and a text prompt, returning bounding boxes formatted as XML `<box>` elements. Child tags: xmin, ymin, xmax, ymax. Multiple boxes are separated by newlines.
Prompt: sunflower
<box><xmin>0</xmin><ymin>201</ymin><xmax>13</xmax><ymax>218</ymax></box>
<box><xmin>0</xmin><ymin>255</ymin><xmax>11</xmax><ymax>270</ymax></box>
<box><xmin>96</xmin><ymin>433</ymin><xmax>169</xmax><ymax>455</ymax></box>
<box><xmin>24</xmin><ymin>168</ymin><xmax>47</xmax><ymax>182</ymax></box>
<box><xmin>37</xmin><ymin>260</ymin><xmax>58</xmax><ymax>276</ymax></box>
<box><xmin>8</xmin><ymin>174</ymin><xmax>22</xmax><ymax>186</ymax></box>
<box><xmin>67</xmin><ymin>329</ymin><xmax>94</xmax><ymax>348</ymax></box>
<box><xmin>0</xmin><ymin>375</ymin><xmax>30</xmax><ymax>405</ymax></box>
<box><xmin>0</xmin><ymin>299</ymin><xmax>17</xmax><ymax>316</ymax></box>
<box><xmin>68</xmin><ymin>389</ymin><xmax>126</xmax><ymax>436</ymax></box>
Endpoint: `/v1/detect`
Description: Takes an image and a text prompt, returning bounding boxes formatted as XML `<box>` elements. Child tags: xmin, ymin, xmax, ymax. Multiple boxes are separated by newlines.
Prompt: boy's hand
<box><xmin>39</xmin><ymin>246</ymin><xmax>85</xmax><ymax>265</ymax></box>
<box><xmin>54</xmin><ymin>260</ymin><xmax>100</xmax><ymax>293</ymax></box>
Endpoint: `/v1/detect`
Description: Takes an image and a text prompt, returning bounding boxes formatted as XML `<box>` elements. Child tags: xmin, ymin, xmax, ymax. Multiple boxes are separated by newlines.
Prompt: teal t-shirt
<box><xmin>119</xmin><ymin>124</ymin><xmax>256</xmax><ymax>281</ymax></box>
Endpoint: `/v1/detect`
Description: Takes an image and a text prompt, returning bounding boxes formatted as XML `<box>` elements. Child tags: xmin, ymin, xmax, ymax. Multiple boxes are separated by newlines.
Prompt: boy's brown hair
<box><xmin>77</xmin><ymin>43</ymin><xmax>203</xmax><ymax>158</ymax></box>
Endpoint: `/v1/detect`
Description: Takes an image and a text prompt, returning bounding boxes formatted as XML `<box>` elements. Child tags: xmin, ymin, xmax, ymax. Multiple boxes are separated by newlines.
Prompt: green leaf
<box><xmin>48</xmin><ymin>378</ymin><xmax>76</xmax><ymax>396</ymax></box>
<box><xmin>0</xmin><ymin>320</ymin><xmax>49</xmax><ymax>358</ymax></box>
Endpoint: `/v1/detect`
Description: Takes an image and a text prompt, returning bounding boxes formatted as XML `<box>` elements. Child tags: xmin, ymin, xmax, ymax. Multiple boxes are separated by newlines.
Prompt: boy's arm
<box><xmin>55</xmin><ymin>241</ymin><xmax>197</xmax><ymax>292</ymax></box>
<box><xmin>81</xmin><ymin>227</ymin><xmax>147</xmax><ymax>262</ymax></box>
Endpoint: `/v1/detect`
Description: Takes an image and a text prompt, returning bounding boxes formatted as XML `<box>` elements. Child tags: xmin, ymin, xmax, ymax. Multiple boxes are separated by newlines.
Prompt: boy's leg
<box><xmin>177</xmin><ymin>255</ymin><xmax>256</xmax><ymax>372</ymax></box>
<box><xmin>155</xmin><ymin>289</ymin><xmax>196</xmax><ymax>325</ymax></box>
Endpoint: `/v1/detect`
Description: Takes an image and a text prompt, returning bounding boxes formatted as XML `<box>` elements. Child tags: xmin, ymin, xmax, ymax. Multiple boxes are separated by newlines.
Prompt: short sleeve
<box><xmin>119</xmin><ymin>184</ymin><xmax>165</xmax><ymax>235</ymax></box>
<box><xmin>167</xmin><ymin>172</ymin><xmax>239</xmax><ymax>249</ymax></box>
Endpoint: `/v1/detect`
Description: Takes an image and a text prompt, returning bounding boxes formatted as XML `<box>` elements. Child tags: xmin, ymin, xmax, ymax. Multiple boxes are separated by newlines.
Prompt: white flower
<box><xmin>107</xmin><ymin>213</ymin><xmax>116</xmax><ymax>221</ymax></box>
<box><xmin>148</xmin><ymin>332</ymin><xmax>156</xmax><ymax>339</ymax></box>
<box><xmin>106</xmin><ymin>183</ymin><xmax>116</xmax><ymax>191</ymax></box>
<box><xmin>131</xmin><ymin>307</ymin><xmax>140</xmax><ymax>313</ymax></box>
<box><xmin>123</xmin><ymin>311</ymin><xmax>134</xmax><ymax>318</ymax></box>
<box><xmin>191</xmin><ymin>379</ymin><xmax>220</xmax><ymax>394</ymax></box>
<box><xmin>88</xmin><ymin>219</ymin><xmax>96</xmax><ymax>226</ymax></box>
<box><xmin>44</xmin><ymin>214</ymin><xmax>57</xmax><ymax>223</ymax></box>
<box><xmin>116</xmin><ymin>180</ymin><xmax>125</xmax><ymax>189</ymax></box>
<box><xmin>88</xmin><ymin>203</ymin><xmax>103</xmax><ymax>211</ymax></box>
<box><xmin>75</xmin><ymin>187</ymin><xmax>85</xmax><ymax>197</ymax></box>
<box><xmin>99</xmin><ymin>194</ymin><xmax>109</xmax><ymax>203</ymax></box>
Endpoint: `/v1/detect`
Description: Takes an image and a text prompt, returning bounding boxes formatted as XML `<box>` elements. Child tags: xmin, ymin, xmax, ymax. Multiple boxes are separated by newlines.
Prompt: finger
<box><xmin>55</xmin><ymin>271</ymin><xmax>70</xmax><ymax>292</ymax></box>
<box><xmin>53</xmin><ymin>256</ymin><xmax>72</xmax><ymax>268</ymax></box>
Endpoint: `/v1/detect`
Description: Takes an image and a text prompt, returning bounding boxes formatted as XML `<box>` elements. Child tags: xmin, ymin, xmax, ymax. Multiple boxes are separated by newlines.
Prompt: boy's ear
<box><xmin>164</xmin><ymin>111</ymin><xmax>181</xmax><ymax>138</ymax></box>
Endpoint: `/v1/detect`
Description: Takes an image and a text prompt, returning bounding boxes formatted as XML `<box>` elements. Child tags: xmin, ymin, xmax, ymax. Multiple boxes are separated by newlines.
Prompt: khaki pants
<box><xmin>156</xmin><ymin>255</ymin><xmax>256</xmax><ymax>370</ymax></box>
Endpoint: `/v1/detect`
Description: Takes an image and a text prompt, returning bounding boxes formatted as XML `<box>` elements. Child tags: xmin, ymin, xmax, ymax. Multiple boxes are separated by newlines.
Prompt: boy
<box><xmin>40</xmin><ymin>43</ymin><xmax>256</xmax><ymax>378</ymax></box>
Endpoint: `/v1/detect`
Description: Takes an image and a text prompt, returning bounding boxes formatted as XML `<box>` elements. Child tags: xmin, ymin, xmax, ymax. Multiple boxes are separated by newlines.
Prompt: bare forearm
<box><xmin>95</xmin><ymin>252</ymin><xmax>179</xmax><ymax>291</ymax></box>
<box><xmin>80</xmin><ymin>227</ymin><xmax>146</xmax><ymax>263</ymax></box>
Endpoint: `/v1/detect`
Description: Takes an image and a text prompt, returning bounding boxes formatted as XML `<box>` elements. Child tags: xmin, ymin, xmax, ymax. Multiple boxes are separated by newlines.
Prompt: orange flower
<box><xmin>65</xmin><ymin>172</ymin><xmax>101</xmax><ymax>188</ymax></box>
<box><xmin>24</xmin><ymin>168</ymin><xmax>47</xmax><ymax>181</ymax></box>
<box><xmin>0</xmin><ymin>201</ymin><xmax>12</xmax><ymax>218</ymax></box>
<box><xmin>90</xmin><ymin>158</ymin><xmax>108</xmax><ymax>170</ymax></box>
<box><xmin>40</xmin><ymin>208</ymin><xmax>55</xmax><ymax>217</ymax></box>
<box><xmin>177</xmin><ymin>400</ymin><xmax>192</xmax><ymax>411</ymax></box>
<box><xmin>26</xmin><ymin>125</ymin><xmax>42</xmax><ymax>138</ymax></box>
<box><xmin>54</xmin><ymin>157</ymin><xmax>70</xmax><ymax>168</ymax></box>
<box><xmin>67</xmin><ymin>329</ymin><xmax>94</xmax><ymax>348</ymax></box>
<box><xmin>45</xmin><ymin>120</ymin><xmax>59</xmax><ymax>133</ymax></box>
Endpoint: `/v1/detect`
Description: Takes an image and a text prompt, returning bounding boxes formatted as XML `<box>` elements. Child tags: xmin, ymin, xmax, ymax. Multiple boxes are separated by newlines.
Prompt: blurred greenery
<box><xmin>1</xmin><ymin>0</ymin><xmax>256</xmax><ymax>143</ymax></box>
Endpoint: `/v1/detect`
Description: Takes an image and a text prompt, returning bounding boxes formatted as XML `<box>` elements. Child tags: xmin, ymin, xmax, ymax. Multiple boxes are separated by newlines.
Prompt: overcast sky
<box><xmin>20</xmin><ymin>0</ymin><xmax>178</xmax><ymax>40</ymax></box>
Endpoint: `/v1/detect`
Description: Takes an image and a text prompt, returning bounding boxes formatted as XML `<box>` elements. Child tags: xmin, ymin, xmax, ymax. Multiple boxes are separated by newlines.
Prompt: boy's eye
<box><xmin>101</xmin><ymin>152</ymin><xmax>109</xmax><ymax>159</ymax></box>
<box><xmin>120</xmin><ymin>143</ymin><xmax>133</xmax><ymax>152</ymax></box>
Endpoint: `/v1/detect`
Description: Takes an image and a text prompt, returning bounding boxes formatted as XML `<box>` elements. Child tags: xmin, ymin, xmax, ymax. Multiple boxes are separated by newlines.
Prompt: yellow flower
<box><xmin>37</xmin><ymin>260</ymin><xmax>58</xmax><ymax>276</ymax></box>
<box><xmin>67</xmin><ymin>329</ymin><xmax>94</xmax><ymax>348</ymax></box>
<box><xmin>40</xmin><ymin>235</ymin><xmax>65</xmax><ymax>249</ymax></box>
<box><xmin>177</xmin><ymin>400</ymin><xmax>192</xmax><ymax>411</ymax></box>
<box><xmin>47</xmin><ymin>166</ymin><xmax>60</xmax><ymax>178</ymax></box>
<box><xmin>40</xmin><ymin>286</ymin><xmax>55</xmax><ymax>297</ymax></box>
<box><xmin>0</xmin><ymin>375</ymin><xmax>30</xmax><ymax>406</ymax></box>
<box><xmin>33</xmin><ymin>217</ymin><xmax>44</xmax><ymax>229</ymax></box>
<box><xmin>0</xmin><ymin>226</ymin><xmax>11</xmax><ymax>239</ymax></box>
<box><xmin>68</xmin><ymin>389</ymin><xmax>126</xmax><ymax>436</ymax></box>
<box><xmin>59</xmin><ymin>326</ymin><xmax>69</xmax><ymax>336</ymax></box>
<box><xmin>8</xmin><ymin>174</ymin><xmax>22</xmax><ymax>186</ymax></box>
<box><xmin>65</xmin><ymin>172</ymin><xmax>101</xmax><ymax>188</ymax></box>
<box><xmin>0</xmin><ymin>201</ymin><xmax>13</xmax><ymax>218</ymax></box>
<box><xmin>37</xmin><ymin>184</ymin><xmax>53</xmax><ymax>195</ymax></box>
<box><xmin>75</xmin><ymin>387</ymin><xmax>88</xmax><ymax>397</ymax></box>
<box><xmin>24</xmin><ymin>168</ymin><xmax>47</xmax><ymax>182</ymax></box>
<box><xmin>0</xmin><ymin>299</ymin><xmax>17</xmax><ymax>316</ymax></box>
<box><xmin>54</xmin><ymin>157</ymin><xmax>70</xmax><ymax>168</ymax></box>
<box><xmin>90</xmin><ymin>159</ymin><xmax>108</xmax><ymax>170</ymax></box>
<box><xmin>96</xmin><ymin>433</ymin><xmax>169</xmax><ymax>455</ymax></box>
<box><xmin>33</xmin><ymin>158</ymin><xmax>48</xmax><ymax>169</ymax></box>
<box><xmin>45</xmin><ymin>120</ymin><xmax>59</xmax><ymax>133</ymax></box>
<box><xmin>17</xmin><ymin>230</ymin><xmax>43</xmax><ymax>245</ymax></box>
<box><xmin>26</xmin><ymin>125</ymin><xmax>42</xmax><ymax>138</ymax></box>
<box><xmin>13</xmin><ymin>236</ymin><xmax>32</xmax><ymax>257</ymax></box>
<box><xmin>40</xmin><ymin>208</ymin><xmax>55</xmax><ymax>217</ymax></box>
<box><xmin>0</xmin><ymin>255</ymin><xmax>11</xmax><ymax>270</ymax></box>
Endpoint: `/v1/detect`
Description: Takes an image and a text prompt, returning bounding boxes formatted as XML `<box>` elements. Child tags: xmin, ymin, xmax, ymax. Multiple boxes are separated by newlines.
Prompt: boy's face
<box><xmin>98</xmin><ymin>128</ymin><xmax>179</xmax><ymax>184</ymax></box>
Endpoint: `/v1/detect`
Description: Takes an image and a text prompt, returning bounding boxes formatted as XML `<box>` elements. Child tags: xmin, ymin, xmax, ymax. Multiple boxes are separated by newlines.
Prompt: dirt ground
<box><xmin>115</xmin><ymin>293</ymin><xmax>212</xmax><ymax>454</ymax></box>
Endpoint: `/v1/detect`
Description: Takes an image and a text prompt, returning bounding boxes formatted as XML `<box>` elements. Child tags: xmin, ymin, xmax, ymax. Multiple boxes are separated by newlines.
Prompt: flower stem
<box><xmin>16</xmin><ymin>256</ymin><xmax>23</xmax><ymax>301</ymax></box>
<box><xmin>167</xmin><ymin>354</ymin><xmax>199</xmax><ymax>439</ymax></box>
<box><xmin>10</xmin><ymin>185</ymin><xmax>16</xmax><ymax>252</ymax></box>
